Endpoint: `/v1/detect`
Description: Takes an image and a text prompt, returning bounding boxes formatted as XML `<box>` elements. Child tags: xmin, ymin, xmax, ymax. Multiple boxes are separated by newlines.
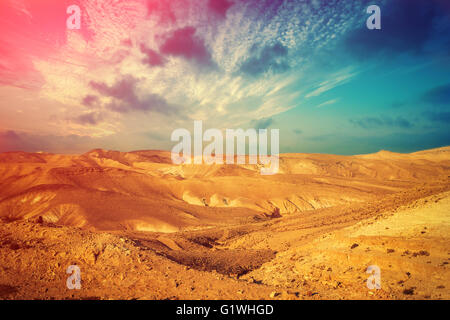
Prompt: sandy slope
<box><xmin>1</xmin><ymin>147</ymin><xmax>449</xmax><ymax>232</ymax></box>
<box><xmin>242</xmin><ymin>191</ymin><xmax>450</xmax><ymax>299</ymax></box>
<box><xmin>0</xmin><ymin>147</ymin><xmax>449</xmax><ymax>299</ymax></box>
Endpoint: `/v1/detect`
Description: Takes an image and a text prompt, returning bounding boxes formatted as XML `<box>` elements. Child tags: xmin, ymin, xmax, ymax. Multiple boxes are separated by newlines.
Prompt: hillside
<box><xmin>0</xmin><ymin>147</ymin><xmax>449</xmax><ymax>299</ymax></box>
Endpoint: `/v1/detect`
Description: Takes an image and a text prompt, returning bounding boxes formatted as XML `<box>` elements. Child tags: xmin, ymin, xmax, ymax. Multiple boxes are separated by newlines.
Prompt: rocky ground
<box><xmin>0</xmin><ymin>184</ymin><xmax>448</xmax><ymax>300</ymax></box>
<box><xmin>0</xmin><ymin>147</ymin><xmax>449</xmax><ymax>299</ymax></box>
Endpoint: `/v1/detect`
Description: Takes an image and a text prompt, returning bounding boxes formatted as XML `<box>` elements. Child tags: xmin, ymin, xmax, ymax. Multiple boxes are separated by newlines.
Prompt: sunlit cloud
<box><xmin>0</xmin><ymin>0</ymin><xmax>449</xmax><ymax>153</ymax></box>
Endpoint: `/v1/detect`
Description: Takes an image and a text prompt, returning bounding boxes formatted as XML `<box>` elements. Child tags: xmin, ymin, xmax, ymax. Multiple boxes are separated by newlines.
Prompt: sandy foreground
<box><xmin>0</xmin><ymin>147</ymin><xmax>449</xmax><ymax>299</ymax></box>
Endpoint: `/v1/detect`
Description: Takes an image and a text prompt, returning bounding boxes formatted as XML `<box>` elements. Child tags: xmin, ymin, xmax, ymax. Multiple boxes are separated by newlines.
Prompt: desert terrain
<box><xmin>0</xmin><ymin>146</ymin><xmax>449</xmax><ymax>300</ymax></box>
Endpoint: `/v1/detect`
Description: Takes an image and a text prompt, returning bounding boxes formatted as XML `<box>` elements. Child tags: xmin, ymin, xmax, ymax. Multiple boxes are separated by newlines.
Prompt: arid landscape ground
<box><xmin>0</xmin><ymin>146</ymin><xmax>449</xmax><ymax>300</ymax></box>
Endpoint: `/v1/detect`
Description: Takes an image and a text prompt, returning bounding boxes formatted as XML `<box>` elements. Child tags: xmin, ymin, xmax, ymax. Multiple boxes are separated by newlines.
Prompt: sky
<box><xmin>0</xmin><ymin>0</ymin><xmax>449</xmax><ymax>155</ymax></box>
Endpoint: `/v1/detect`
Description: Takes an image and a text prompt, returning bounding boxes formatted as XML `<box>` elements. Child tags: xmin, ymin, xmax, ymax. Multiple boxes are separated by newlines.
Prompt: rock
<box><xmin>403</xmin><ymin>287</ymin><xmax>415</xmax><ymax>295</ymax></box>
<box><xmin>269</xmin><ymin>291</ymin><xmax>280</xmax><ymax>298</ymax></box>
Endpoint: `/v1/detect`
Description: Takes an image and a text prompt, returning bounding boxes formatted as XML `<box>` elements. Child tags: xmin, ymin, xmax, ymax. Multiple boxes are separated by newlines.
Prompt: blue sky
<box><xmin>0</xmin><ymin>0</ymin><xmax>449</xmax><ymax>154</ymax></box>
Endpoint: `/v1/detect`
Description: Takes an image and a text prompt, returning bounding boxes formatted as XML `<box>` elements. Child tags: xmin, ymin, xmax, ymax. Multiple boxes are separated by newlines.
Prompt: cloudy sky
<box><xmin>0</xmin><ymin>0</ymin><xmax>449</xmax><ymax>154</ymax></box>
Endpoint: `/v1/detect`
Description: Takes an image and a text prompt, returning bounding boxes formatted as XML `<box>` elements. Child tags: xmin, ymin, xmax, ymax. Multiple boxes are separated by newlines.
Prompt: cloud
<box><xmin>0</xmin><ymin>130</ymin><xmax>27</xmax><ymax>152</ymax></box>
<box><xmin>423</xmin><ymin>111</ymin><xmax>450</xmax><ymax>124</ymax></box>
<box><xmin>90</xmin><ymin>76</ymin><xmax>138</xmax><ymax>104</ymax></box>
<box><xmin>140</xmin><ymin>44</ymin><xmax>165</xmax><ymax>67</ymax></box>
<box><xmin>344</xmin><ymin>0</ymin><xmax>450</xmax><ymax>59</ymax></box>
<box><xmin>391</xmin><ymin>101</ymin><xmax>406</xmax><ymax>108</ymax></box>
<box><xmin>306</xmin><ymin>133</ymin><xmax>335</xmax><ymax>142</ymax></box>
<box><xmin>0</xmin><ymin>130</ymin><xmax>20</xmax><ymax>139</ymax></box>
<box><xmin>89</xmin><ymin>76</ymin><xmax>175</xmax><ymax>114</ymax></box>
<box><xmin>421</xmin><ymin>83</ymin><xmax>450</xmax><ymax>106</ymax></box>
<box><xmin>109</xmin><ymin>93</ymin><xmax>172</xmax><ymax>114</ymax></box>
<box><xmin>146</xmin><ymin>0</ymin><xmax>176</xmax><ymax>24</ymax></box>
<box><xmin>82</xmin><ymin>95</ymin><xmax>99</xmax><ymax>108</ymax></box>
<box><xmin>160</xmin><ymin>26</ymin><xmax>214</xmax><ymax>67</ymax></box>
<box><xmin>121</xmin><ymin>38</ymin><xmax>133</xmax><ymax>47</ymax></box>
<box><xmin>302</xmin><ymin>130</ymin><xmax>450</xmax><ymax>155</ymax></box>
<box><xmin>350</xmin><ymin>116</ymin><xmax>413</xmax><ymax>129</ymax></box>
<box><xmin>251</xmin><ymin>117</ymin><xmax>274</xmax><ymax>129</ymax></box>
<box><xmin>208</xmin><ymin>0</ymin><xmax>235</xmax><ymax>18</ymax></box>
<box><xmin>72</xmin><ymin>112</ymin><xmax>104</xmax><ymax>125</ymax></box>
<box><xmin>239</xmin><ymin>42</ymin><xmax>289</xmax><ymax>77</ymax></box>
<box><xmin>316</xmin><ymin>99</ymin><xmax>339</xmax><ymax>108</ymax></box>
<box><xmin>0</xmin><ymin>130</ymin><xmax>96</xmax><ymax>153</ymax></box>
<box><xmin>305</xmin><ymin>70</ymin><xmax>356</xmax><ymax>98</ymax></box>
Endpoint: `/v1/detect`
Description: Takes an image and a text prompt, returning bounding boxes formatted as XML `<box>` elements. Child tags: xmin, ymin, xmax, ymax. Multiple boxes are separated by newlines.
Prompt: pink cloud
<box><xmin>140</xmin><ymin>44</ymin><xmax>165</xmax><ymax>66</ymax></box>
<box><xmin>208</xmin><ymin>0</ymin><xmax>234</xmax><ymax>18</ymax></box>
<box><xmin>0</xmin><ymin>0</ymin><xmax>94</xmax><ymax>88</ymax></box>
<box><xmin>145</xmin><ymin>0</ymin><xmax>177</xmax><ymax>24</ymax></box>
<box><xmin>160</xmin><ymin>26</ymin><xmax>213</xmax><ymax>66</ymax></box>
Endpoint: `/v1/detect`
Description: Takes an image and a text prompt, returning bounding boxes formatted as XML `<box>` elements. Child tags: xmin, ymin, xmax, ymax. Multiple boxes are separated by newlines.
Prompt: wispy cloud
<box><xmin>305</xmin><ymin>69</ymin><xmax>357</xmax><ymax>98</ymax></box>
<box><xmin>72</xmin><ymin>112</ymin><xmax>104</xmax><ymax>126</ymax></box>
<box><xmin>316</xmin><ymin>98</ymin><xmax>339</xmax><ymax>108</ymax></box>
<box><xmin>423</xmin><ymin>111</ymin><xmax>450</xmax><ymax>124</ymax></box>
<box><xmin>250</xmin><ymin>117</ymin><xmax>274</xmax><ymax>129</ymax></box>
<box><xmin>89</xmin><ymin>76</ymin><xmax>177</xmax><ymax>115</ymax></box>
<box><xmin>350</xmin><ymin>116</ymin><xmax>413</xmax><ymax>129</ymax></box>
<box><xmin>208</xmin><ymin>0</ymin><xmax>235</xmax><ymax>19</ymax></box>
<box><xmin>1</xmin><ymin>0</ymin><xmax>448</xmax><ymax>153</ymax></box>
<box><xmin>421</xmin><ymin>83</ymin><xmax>450</xmax><ymax>106</ymax></box>
<box><xmin>239</xmin><ymin>42</ymin><xmax>289</xmax><ymax>77</ymax></box>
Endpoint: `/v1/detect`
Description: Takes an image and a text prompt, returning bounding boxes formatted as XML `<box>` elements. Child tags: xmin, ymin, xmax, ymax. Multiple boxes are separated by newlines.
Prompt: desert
<box><xmin>0</xmin><ymin>146</ymin><xmax>449</xmax><ymax>300</ymax></box>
